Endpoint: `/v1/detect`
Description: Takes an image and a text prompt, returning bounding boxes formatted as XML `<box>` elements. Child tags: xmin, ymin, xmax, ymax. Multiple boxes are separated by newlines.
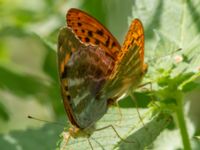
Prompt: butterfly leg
<box><xmin>129</xmin><ymin>92</ymin><xmax>146</xmax><ymax>128</ymax></box>
<box><xmin>87</xmin><ymin>138</ymin><xmax>94</xmax><ymax>150</ymax></box>
<box><xmin>137</xmin><ymin>82</ymin><xmax>160</xmax><ymax>108</ymax></box>
<box><xmin>115</xmin><ymin>101</ymin><xmax>123</xmax><ymax>125</ymax></box>
<box><xmin>137</xmin><ymin>81</ymin><xmax>152</xmax><ymax>91</ymax></box>
<box><xmin>61</xmin><ymin>131</ymin><xmax>71</xmax><ymax>150</ymax></box>
<box><xmin>95</xmin><ymin>124</ymin><xmax>135</xmax><ymax>143</ymax></box>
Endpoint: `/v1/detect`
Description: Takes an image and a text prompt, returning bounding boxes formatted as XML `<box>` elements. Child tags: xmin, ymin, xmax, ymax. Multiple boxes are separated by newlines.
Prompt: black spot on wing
<box><xmin>85</xmin><ymin>37</ymin><xmax>90</xmax><ymax>42</ymax></box>
<box><xmin>112</xmin><ymin>42</ymin><xmax>116</xmax><ymax>47</ymax></box>
<box><xmin>88</xmin><ymin>30</ymin><xmax>93</xmax><ymax>37</ymax></box>
<box><xmin>61</xmin><ymin>66</ymin><xmax>68</xmax><ymax>79</ymax></box>
<box><xmin>105</xmin><ymin>37</ymin><xmax>110</xmax><ymax>47</ymax></box>
<box><xmin>96</xmin><ymin>29</ymin><xmax>104</xmax><ymax>36</ymax></box>
<box><xmin>78</xmin><ymin>22</ymin><xmax>82</xmax><ymax>26</ymax></box>
<box><xmin>65</xmin><ymin>86</ymin><xmax>69</xmax><ymax>91</ymax></box>
<box><xmin>67</xmin><ymin>95</ymin><xmax>71</xmax><ymax>100</ymax></box>
<box><xmin>81</xmin><ymin>29</ymin><xmax>85</xmax><ymax>33</ymax></box>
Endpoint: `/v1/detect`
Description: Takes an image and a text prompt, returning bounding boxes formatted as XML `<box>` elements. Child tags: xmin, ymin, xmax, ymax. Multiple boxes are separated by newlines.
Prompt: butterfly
<box><xmin>57</xmin><ymin>8</ymin><xmax>147</xmax><ymax>147</ymax></box>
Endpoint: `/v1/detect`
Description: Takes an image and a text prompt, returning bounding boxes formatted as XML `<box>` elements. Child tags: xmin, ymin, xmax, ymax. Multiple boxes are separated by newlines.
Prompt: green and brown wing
<box><xmin>58</xmin><ymin>27</ymin><xmax>81</xmax><ymax>127</ymax></box>
<box><xmin>58</xmin><ymin>27</ymin><xmax>115</xmax><ymax>129</ymax></box>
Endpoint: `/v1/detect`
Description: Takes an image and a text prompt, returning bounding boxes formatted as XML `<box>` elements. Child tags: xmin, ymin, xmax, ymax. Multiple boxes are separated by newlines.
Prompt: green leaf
<box><xmin>131</xmin><ymin>0</ymin><xmax>200</xmax><ymax>149</ymax></box>
<box><xmin>0</xmin><ymin>122</ymin><xmax>63</xmax><ymax>150</ymax></box>
<box><xmin>58</xmin><ymin>107</ymin><xmax>170</xmax><ymax>150</ymax></box>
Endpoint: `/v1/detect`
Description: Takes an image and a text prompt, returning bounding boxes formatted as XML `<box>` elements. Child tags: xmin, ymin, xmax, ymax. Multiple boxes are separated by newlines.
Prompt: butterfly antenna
<box><xmin>148</xmin><ymin>48</ymin><xmax>182</xmax><ymax>63</ymax></box>
<box><xmin>27</xmin><ymin>115</ymin><xmax>65</xmax><ymax>126</ymax></box>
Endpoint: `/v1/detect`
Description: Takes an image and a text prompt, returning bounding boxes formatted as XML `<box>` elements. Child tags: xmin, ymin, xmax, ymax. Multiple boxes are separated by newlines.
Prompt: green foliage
<box><xmin>0</xmin><ymin>102</ymin><xmax>9</xmax><ymax>121</ymax></box>
<box><xmin>0</xmin><ymin>0</ymin><xmax>200</xmax><ymax>150</ymax></box>
<box><xmin>0</xmin><ymin>122</ymin><xmax>62</xmax><ymax>150</ymax></box>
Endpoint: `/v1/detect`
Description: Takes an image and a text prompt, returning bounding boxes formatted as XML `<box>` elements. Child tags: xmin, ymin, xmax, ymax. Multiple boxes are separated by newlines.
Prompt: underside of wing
<box><xmin>58</xmin><ymin>27</ymin><xmax>81</xmax><ymax>127</ymax></box>
<box><xmin>58</xmin><ymin>27</ymin><xmax>115</xmax><ymax>128</ymax></box>
<box><xmin>66</xmin><ymin>44</ymin><xmax>115</xmax><ymax>128</ymax></box>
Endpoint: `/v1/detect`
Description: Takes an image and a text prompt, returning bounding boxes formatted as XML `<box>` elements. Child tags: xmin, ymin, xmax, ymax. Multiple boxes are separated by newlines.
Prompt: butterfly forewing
<box><xmin>66</xmin><ymin>8</ymin><xmax>121</xmax><ymax>60</ymax></box>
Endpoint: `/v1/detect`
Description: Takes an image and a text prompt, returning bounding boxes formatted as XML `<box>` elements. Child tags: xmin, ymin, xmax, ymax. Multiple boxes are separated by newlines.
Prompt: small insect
<box><xmin>57</xmin><ymin>8</ymin><xmax>147</xmax><ymax>148</ymax></box>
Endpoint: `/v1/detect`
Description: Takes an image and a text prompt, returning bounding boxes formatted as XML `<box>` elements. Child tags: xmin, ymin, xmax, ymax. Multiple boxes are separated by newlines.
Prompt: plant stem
<box><xmin>175</xmin><ymin>91</ymin><xmax>191</xmax><ymax>150</ymax></box>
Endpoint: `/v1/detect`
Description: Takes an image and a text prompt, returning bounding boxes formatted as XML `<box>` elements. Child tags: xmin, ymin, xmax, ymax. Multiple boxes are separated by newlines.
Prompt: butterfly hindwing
<box><xmin>58</xmin><ymin>27</ymin><xmax>115</xmax><ymax>128</ymax></box>
<box><xmin>58</xmin><ymin>27</ymin><xmax>82</xmax><ymax>127</ymax></box>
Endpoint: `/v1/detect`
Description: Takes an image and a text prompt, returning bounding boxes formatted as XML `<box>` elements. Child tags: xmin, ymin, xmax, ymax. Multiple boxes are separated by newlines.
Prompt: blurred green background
<box><xmin>0</xmin><ymin>0</ymin><xmax>200</xmax><ymax>149</ymax></box>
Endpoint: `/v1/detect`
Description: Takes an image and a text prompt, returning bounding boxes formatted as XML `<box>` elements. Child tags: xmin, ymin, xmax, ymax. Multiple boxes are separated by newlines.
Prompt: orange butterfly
<box><xmin>57</xmin><ymin>8</ymin><xmax>147</xmax><ymax>148</ymax></box>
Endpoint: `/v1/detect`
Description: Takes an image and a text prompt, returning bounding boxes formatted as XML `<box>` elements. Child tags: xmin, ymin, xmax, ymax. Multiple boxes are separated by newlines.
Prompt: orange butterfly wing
<box><xmin>66</xmin><ymin>8</ymin><xmax>121</xmax><ymax>60</ymax></box>
<box><xmin>120</xmin><ymin>19</ymin><xmax>144</xmax><ymax>67</ymax></box>
<box><xmin>103</xmin><ymin>19</ymin><xmax>147</xmax><ymax>99</ymax></box>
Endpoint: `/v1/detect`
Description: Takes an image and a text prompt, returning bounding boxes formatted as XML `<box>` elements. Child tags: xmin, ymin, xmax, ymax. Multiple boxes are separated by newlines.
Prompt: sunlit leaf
<box><xmin>59</xmin><ymin>107</ymin><xmax>170</xmax><ymax>150</ymax></box>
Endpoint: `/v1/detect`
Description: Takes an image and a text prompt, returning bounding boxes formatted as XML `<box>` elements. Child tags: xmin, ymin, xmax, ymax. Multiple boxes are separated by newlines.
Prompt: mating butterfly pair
<box><xmin>57</xmin><ymin>8</ymin><xmax>147</xmax><ymax>147</ymax></box>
